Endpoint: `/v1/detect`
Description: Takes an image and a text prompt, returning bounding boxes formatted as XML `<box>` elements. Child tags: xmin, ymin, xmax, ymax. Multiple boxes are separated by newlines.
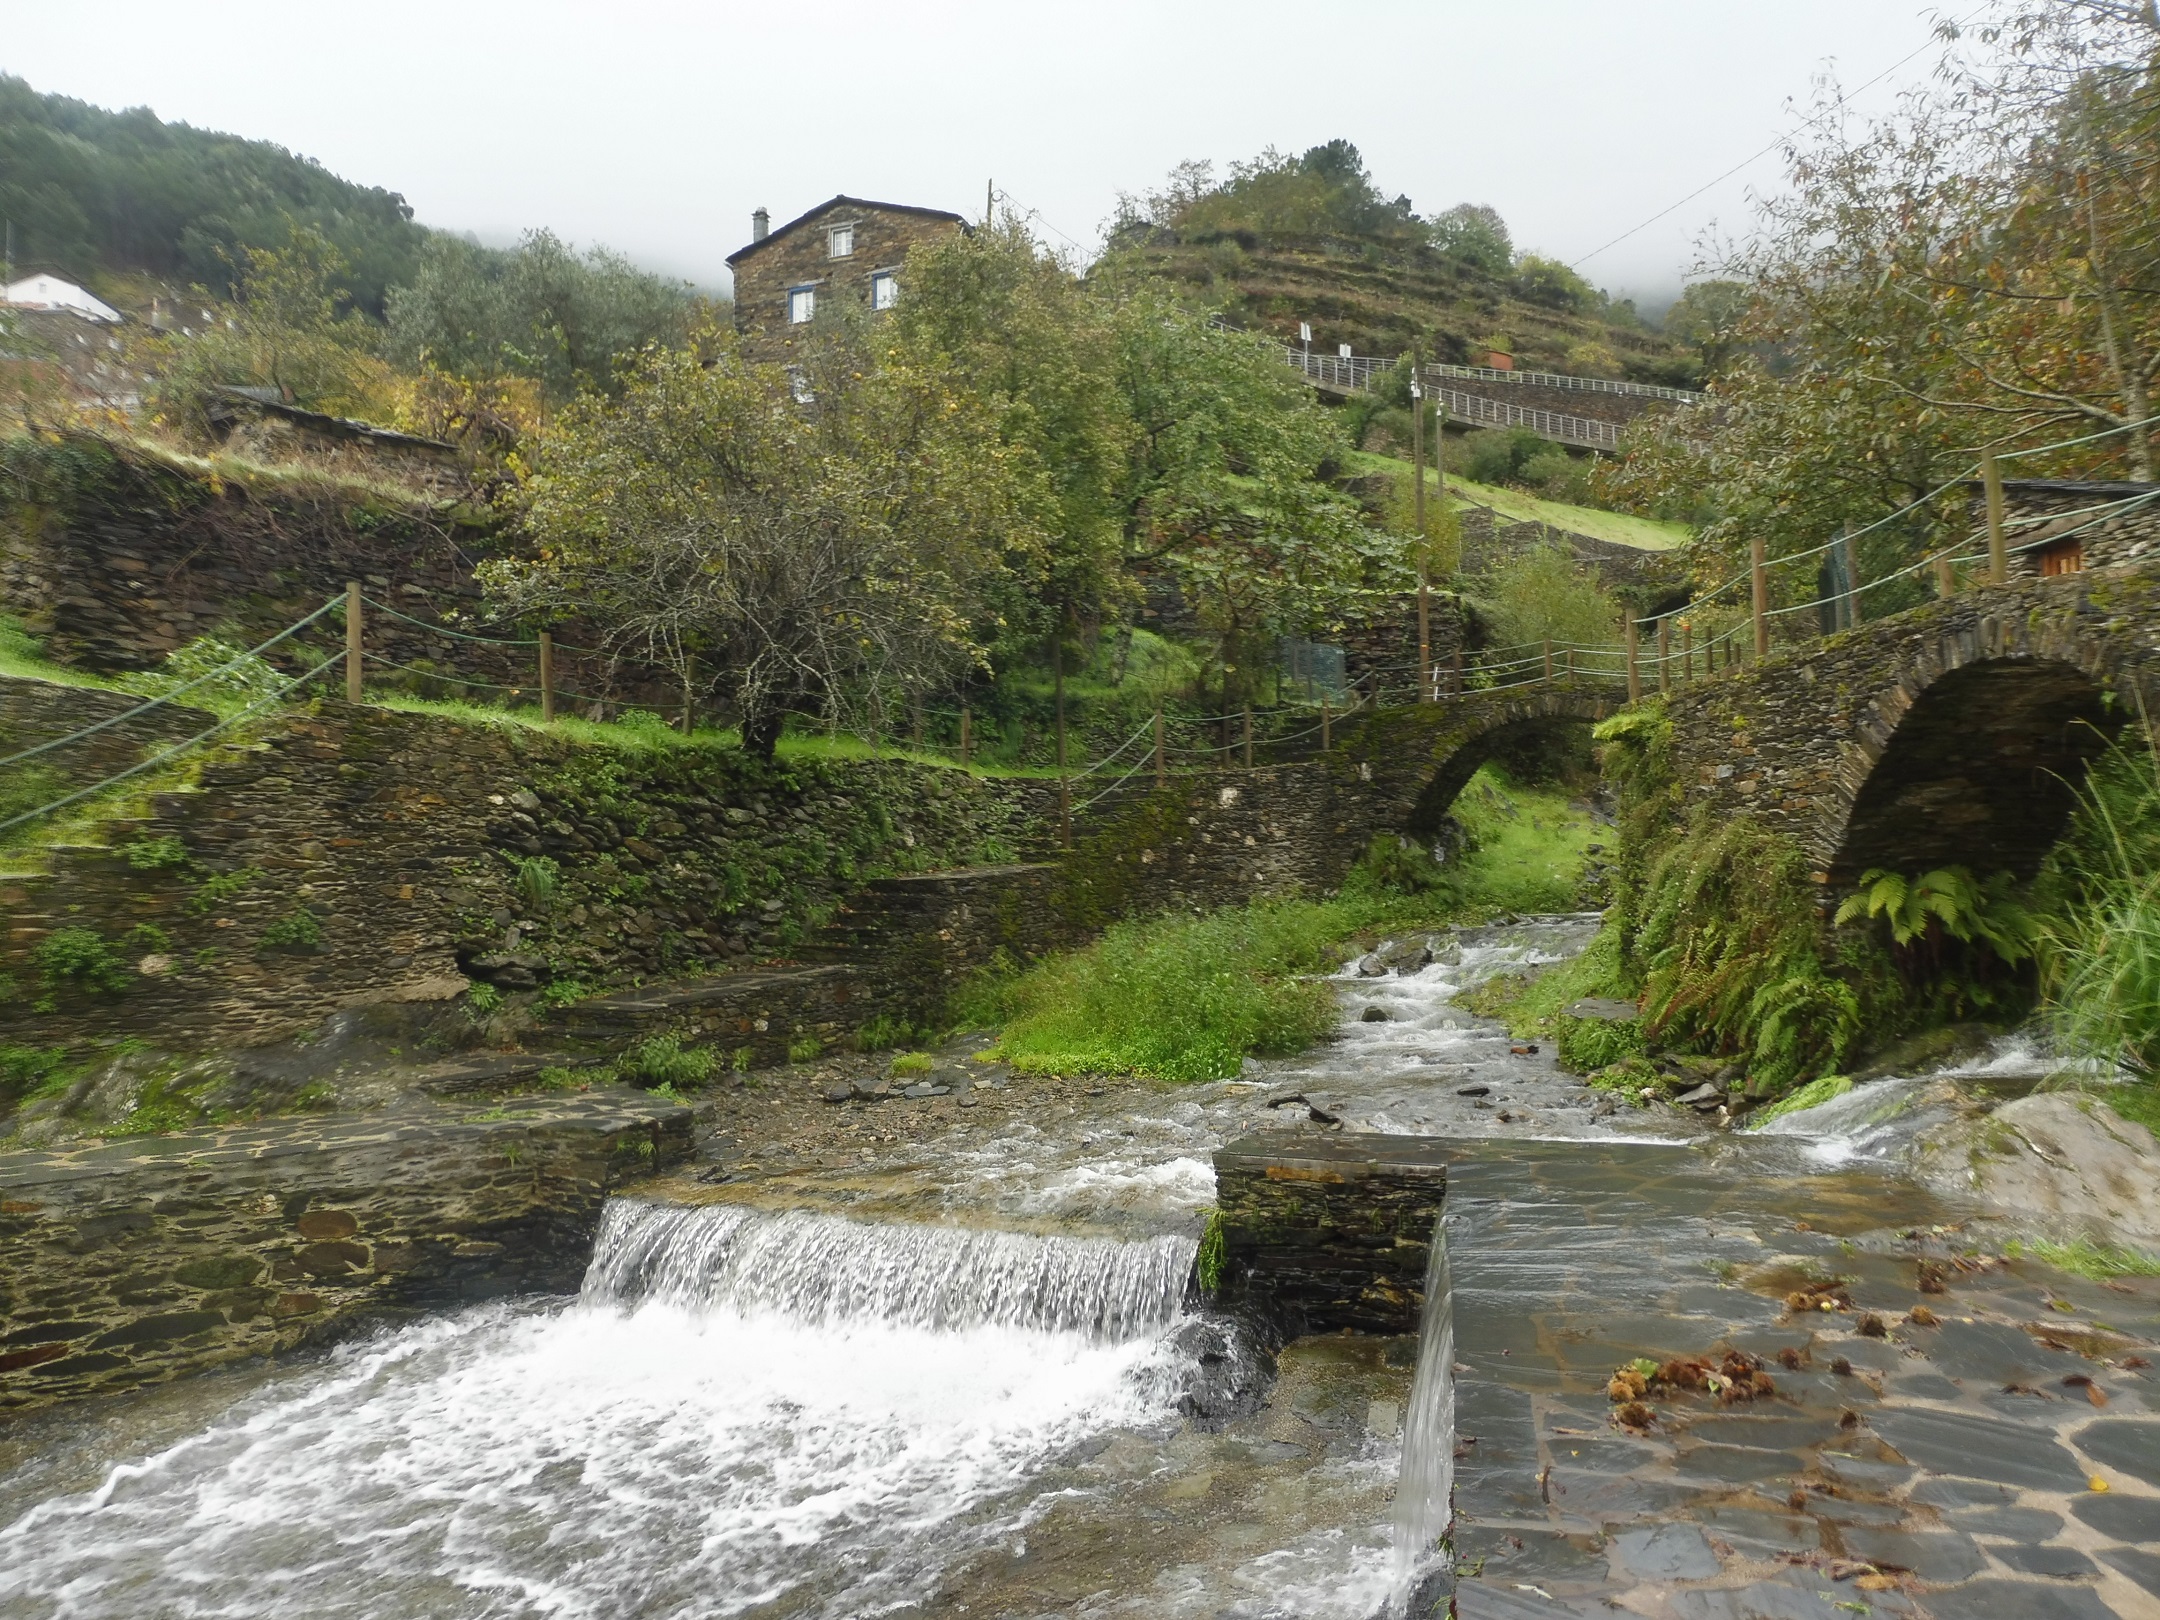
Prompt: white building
<box><xmin>1</xmin><ymin>273</ymin><xmax>122</xmax><ymax>323</ymax></box>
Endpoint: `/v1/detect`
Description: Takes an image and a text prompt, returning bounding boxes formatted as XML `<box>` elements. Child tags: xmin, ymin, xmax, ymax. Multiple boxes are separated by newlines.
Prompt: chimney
<box><xmin>752</xmin><ymin>207</ymin><xmax>770</xmax><ymax>242</ymax></box>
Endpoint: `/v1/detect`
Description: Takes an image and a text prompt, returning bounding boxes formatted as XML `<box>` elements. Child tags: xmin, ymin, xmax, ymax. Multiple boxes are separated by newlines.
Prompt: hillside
<box><xmin>1108</xmin><ymin>142</ymin><xmax>1698</xmax><ymax>386</ymax></box>
<box><xmin>0</xmin><ymin>74</ymin><xmax>427</xmax><ymax>314</ymax></box>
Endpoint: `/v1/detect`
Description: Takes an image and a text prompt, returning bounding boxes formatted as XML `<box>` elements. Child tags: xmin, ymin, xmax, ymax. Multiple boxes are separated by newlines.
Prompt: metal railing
<box><xmin>1280</xmin><ymin>349</ymin><xmax>1625</xmax><ymax>450</ymax></box>
<box><xmin>1424</xmin><ymin>362</ymin><xmax>1704</xmax><ymax>405</ymax></box>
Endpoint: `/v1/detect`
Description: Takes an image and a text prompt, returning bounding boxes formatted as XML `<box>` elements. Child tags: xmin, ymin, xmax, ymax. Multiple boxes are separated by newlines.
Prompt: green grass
<box><xmin>2095</xmin><ymin>1080</ymin><xmax>2160</xmax><ymax>1138</ymax></box>
<box><xmin>968</xmin><ymin>764</ymin><xmax>1596</xmax><ymax>1082</ymax></box>
<box><xmin>1349</xmin><ymin>452</ymin><xmax>1690</xmax><ymax>551</ymax></box>
<box><xmin>2008</xmin><ymin>1235</ymin><xmax>2160</xmax><ymax>1280</ymax></box>
<box><xmin>1749</xmin><ymin>1073</ymin><xmax>1855</xmax><ymax>1127</ymax></box>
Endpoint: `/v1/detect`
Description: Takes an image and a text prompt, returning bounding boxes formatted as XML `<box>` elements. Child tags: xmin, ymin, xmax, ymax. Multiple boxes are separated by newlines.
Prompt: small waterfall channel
<box><xmin>0</xmin><ymin>1204</ymin><xmax>1201</xmax><ymax>1619</ymax></box>
<box><xmin>1387</xmin><ymin>1221</ymin><xmax>1456</xmax><ymax>1609</ymax></box>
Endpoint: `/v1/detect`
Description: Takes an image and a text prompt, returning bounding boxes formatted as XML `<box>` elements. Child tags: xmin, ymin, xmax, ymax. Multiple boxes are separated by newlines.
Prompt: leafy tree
<box><xmin>481</xmin><ymin>325</ymin><xmax>1038</xmax><ymax>756</ymax></box>
<box><xmin>1430</xmin><ymin>204</ymin><xmax>1513</xmax><ymax>275</ymax></box>
<box><xmin>1477</xmin><ymin>541</ymin><xmax>1619</xmax><ymax>654</ymax></box>
<box><xmin>150</xmin><ymin>226</ymin><xmax>393</xmax><ymax>437</ymax></box>
<box><xmin>1511</xmin><ymin>255</ymin><xmax>1595</xmax><ymax>312</ymax></box>
<box><xmin>1659</xmin><ymin>280</ymin><xmax>1750</xmax><ymax>379</ymax></box>
<box><xmin>383</xmin><ymin>231</ymin><xmax>695</xmax><ymax>403</ymax></box>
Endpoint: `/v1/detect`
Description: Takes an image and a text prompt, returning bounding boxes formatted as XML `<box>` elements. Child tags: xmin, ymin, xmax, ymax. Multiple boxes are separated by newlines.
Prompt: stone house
<box><xmin>1966</xmin><ymin>477</ymin><xmax>2160</xmax><ymax>577</ymax></box>
<box><xmin>726</xmin><ymin>196</ymin><xmax>969</xmax><ymax>362</ymax></box>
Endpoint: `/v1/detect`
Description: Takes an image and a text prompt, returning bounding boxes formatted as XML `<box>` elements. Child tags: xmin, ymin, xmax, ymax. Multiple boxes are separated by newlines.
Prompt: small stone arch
<box><xmin>1349</xmin><ymin>687</ymin><xmax>1615</xmax><ymax>841</ymax></box>
<box><xmin>1820</xmin><ymin>617</ymin><xmax>2139</xmax><ymax>886</ymax></box>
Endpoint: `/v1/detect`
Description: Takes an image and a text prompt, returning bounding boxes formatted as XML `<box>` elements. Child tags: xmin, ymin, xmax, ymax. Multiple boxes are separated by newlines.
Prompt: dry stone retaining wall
<box><xmin>0</xmin><ymin>1092</ymin><xmax>692</xmax><ymax>1416</ymax></box>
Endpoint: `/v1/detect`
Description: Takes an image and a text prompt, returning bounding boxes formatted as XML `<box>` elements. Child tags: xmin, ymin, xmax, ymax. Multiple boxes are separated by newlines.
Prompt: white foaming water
<box><xmin>1388</xmin><ymin>1218</ymin><xmax>1456</xmax><ymax>1609</ymax></box>
<box><xmin>1751</xmin><ymin>1033</ymin><xmax>2058</xmax><ymax>1166</ymax></box>
<box><xmin>0</xmin><ymin>1206</ymin><xmax>1196</xmax><ymax>1620</ymax></box>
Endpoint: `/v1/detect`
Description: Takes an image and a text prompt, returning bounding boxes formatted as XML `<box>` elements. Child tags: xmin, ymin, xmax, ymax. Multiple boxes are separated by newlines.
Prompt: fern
<box><xmin>1836</xmin><ymin>866</ymin><xmax>2037</xmax><ymax>964</ymax></box>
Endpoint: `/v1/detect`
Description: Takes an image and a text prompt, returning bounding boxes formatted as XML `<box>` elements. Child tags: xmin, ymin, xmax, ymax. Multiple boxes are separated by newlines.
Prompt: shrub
<box><xmin>2038</xmin><ymin>737</ymin><xmax>2160</xmax><ymax>1077</ymax></box>
<box><xmin>464</xmin><ymin>982</ymin><xmax>504</xmax><ymax>1017</ymax></box>
<box><xmin>622</xmin><ymin>1033</ymin><xmax>718</xmax><ymax>1089</ymax></box>
<box><xmin>32</xmin><ymin>927</ymin><xmax>131</xmax><ymax>1003</ymax></box>
<box><xmin>786</xmin><ymin>1036</ymin><xmax>822</xmax><ymax>1065</ymax></box>
<box><xmin>1343</xmin><ymin>832</ymin><xmax>1455</xmax><ymax>898</ymax></box>
<box><xmin>1556</xmin><ymin>1013</ymin><xmax>1645</xmax><ymax>1072</ymax></box>
<box><xmin>0</xmin><ymin>1043</ymin><xmax>73</xmax><ymax>1103</ymax></box>
<box><xmin>1462</xmin><ymin>426</ymin><xmax>1548</xmax><ymax>486</ymax></box>
<box><xmin>510</xmin><ymin>855</ymin><xmax>560</xmax><ymax>913</ymax></box>
<box><xmin>537</xmin><ymin>978</ymin><xmax>588</xmax><ymax>1009</ymax></box>
<box><xmin>119</xmin><ymin>636</ymin><xmax>290</xmax><ymax>711</ymax></box>
<box><xmin>188</xmin><ymin>867</ymin><xmax>262</xmax><ymax>915</ymax></box>
<box><xmin>258</xmin><ymin>908</ymin><xmax>325</xmax><ymax>952</ymax></box>
<box><xmin>124</xmin><ymin>836</ymin><xmax>192</xmax><ymax>872</ymax></box>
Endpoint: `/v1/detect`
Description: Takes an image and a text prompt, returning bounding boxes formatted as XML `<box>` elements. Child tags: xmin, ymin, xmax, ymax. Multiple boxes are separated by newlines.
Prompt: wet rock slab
<box><xmin>1440</xmin><ymin>1139</ymin><xmax>2160</xmax><ymax>1620</ymax></box>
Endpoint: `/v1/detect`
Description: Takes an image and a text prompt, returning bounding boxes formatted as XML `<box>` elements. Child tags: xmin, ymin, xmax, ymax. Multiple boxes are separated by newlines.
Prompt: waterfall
<box><xmin>1388</xmin><ymin>1215</ymin><xmax>1456</xmax><ymax>1609</ymax></box>
<box><xmin>581</xmin><ymin>1199</ymin><xmax>1195</xmax><ymax>1341</ymax></box>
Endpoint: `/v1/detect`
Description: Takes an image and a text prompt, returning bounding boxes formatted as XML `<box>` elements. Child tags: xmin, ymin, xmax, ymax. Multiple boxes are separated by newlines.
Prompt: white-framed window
<box><xmin>827</xmin><ymin>224</ymin><xmax>855</xmax><ymax>259</ymax></box>
<box><xmin>871</xmin><ymin>270</ymin><xmax>898</xmax><ymax>311</ymax></box>
<box><xmin>788</xmin><ymin>285</ymin><xmax>816</xmax><ymax>324</ymax></box>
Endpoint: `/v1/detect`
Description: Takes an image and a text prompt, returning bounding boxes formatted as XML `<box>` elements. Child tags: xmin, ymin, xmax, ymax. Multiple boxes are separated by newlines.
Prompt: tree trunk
<box><xmin>742</xmin><ymin>708</ymin><xmax>786</xmax><ymax>759</ymax></box>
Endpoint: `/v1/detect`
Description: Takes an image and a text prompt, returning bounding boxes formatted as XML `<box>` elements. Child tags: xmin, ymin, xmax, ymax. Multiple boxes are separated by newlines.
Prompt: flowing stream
<box><xmin>6</xmin><ymin>917</ymin><xmax>2151</xmax><ymax>1617</ymax></box>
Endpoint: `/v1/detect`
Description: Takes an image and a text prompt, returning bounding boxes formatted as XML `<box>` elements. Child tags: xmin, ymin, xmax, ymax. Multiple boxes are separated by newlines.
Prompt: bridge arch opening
<box><xmin>1828</xmin><ymin>658</ymin><xmax>2120</xmax><ymax>886</ymax></box>
<box><xmin>1404</xmin><ymin>715</ymin><xmax>1597</xmax><ymax>840</ymax></box>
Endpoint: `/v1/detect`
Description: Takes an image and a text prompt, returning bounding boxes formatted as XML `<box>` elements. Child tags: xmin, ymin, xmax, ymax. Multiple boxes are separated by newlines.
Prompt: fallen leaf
<box><xmin>2089</xmin><ymin>1474</ymin><xmax>2111</xmax><ymax>1492</ymax></box>
<box><xmin>1856</xmin><ymin>1574</ymin><xmax>1899</xmax><ymax>1591</ymax></box>
<box><xmin>2089</xmin><ymin>1384</ymin><xmax>2109</xmax><ymax>1407</ymax></box>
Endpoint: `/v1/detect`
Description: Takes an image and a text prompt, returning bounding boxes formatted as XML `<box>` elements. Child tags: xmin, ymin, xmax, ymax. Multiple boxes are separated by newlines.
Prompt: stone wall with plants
<box><xmin>0</xmin><ymin>1091</ymin><xmax>692</xmax><ymax>1416</ymax></box>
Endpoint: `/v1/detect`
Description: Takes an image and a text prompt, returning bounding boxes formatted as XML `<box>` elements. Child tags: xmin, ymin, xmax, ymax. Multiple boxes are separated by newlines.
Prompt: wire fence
<box><xmin>7</xmin><ymin>407</ymin><xmax>2155</xmax><ymax>840</ymax></box>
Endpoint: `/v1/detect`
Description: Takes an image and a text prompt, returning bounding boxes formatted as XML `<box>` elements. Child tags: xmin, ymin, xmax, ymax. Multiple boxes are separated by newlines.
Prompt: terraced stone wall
<box><xmin>0</xmin><ymin>1092</ymin><xmax>692</xmax><ymax>1416</ymax></box>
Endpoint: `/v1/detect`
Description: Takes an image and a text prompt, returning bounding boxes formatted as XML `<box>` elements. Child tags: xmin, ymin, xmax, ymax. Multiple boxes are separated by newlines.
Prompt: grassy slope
<box><xmin>1350</xmin><ymin>451</ymin><xmax>1688</xmax><ymax>552</ymax></box>
<box><xmin>975</xmin><ymin>764</ymin><xmax>1596</xmax><ymax>1081</ymax></box>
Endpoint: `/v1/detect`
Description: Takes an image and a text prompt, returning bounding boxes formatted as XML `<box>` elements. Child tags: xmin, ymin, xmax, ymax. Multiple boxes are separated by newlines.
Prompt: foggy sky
<box><xmin>4</xmin><ymin>0</ymin><xmax>1959</xmax><ymax>309</ymax></box>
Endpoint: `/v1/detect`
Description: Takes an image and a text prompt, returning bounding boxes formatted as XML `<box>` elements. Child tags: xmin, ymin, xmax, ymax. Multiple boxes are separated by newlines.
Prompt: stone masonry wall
<box><xmin>729</xmin><ymin>198</ymin><xmax>967</xmax><ymax>363</ymax></box>
<box><xmin>0</xmin><ymin>1091</ymin><xmax>692</xmax><ymax>1416</ymax></box>
<box><xmin>1658</xmin><ymin>564</ymin><xmax>2160</xmax><ymax>892</ymax></box>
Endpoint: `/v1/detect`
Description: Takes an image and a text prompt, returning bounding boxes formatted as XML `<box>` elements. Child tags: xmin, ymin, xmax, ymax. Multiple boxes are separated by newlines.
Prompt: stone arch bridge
<box><xmin>1023</xmin><ymin>566</ymin><xmax>2160</xmax><ymax>924</ymax></box>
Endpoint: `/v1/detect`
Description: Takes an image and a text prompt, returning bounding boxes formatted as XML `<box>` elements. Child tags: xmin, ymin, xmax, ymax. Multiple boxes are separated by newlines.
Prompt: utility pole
<box><xmin>985</xmin><ymin>178</ymin><xmax>995</xmax><ymax>227</ymax></box>
<box><xmin>1983</xmin><ymin>449</ymin><xmax>2009</xmax><ymax>584</ymax></box>
<box><xmin>1412</xmin><ymin>346</ymin><xmax>1431</xmax><ymax>704</ymax></box>
<box><xmin>1055</xmin><ymin>625</ymin><xmax>1070</xmax><ymax>847</ymax></box>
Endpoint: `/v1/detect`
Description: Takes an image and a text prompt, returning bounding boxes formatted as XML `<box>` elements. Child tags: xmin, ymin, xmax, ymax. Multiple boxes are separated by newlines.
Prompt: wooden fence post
<box><xmin>1681</xmin><ymin>621</ymin><xmax>1692</xmax><ymax>683</ymax></box>
<box><xmin>681</xmin><ymin>654</ymin><xmax>696</xmax><ymax>736</ymax></box>
<box><xmin>1451</xmin><ymin>646</ymin><xmax>1462</xmax><ymax>697</ymax></box>
<box><xmin>1624</xmin><ymin>615</ymin><xmax>1641</xmax><ymax>702</ymax></box>
<box><xmin>959</xmin><ymin>704</ymin><xmax>972</xmax><ymax>767</ymax></box>
<box><xmin>1751</xmin><ymin>538</ymin><xmax>1770</xmax><ymax>660</ymax></box>
<box><xmin>1320</xmin><ymin>693</ymin><xmax>1331</xmax><ymax>753</ymax></box>
<box><xmin>1056</xmin><ymin>652</ymin><xmax>1069</xmax><ymax>847</ymax></box>
<box><xmin>1543</xmin><ymin>640</ymin><xmax>1554</xmax><ymax>684</ymax></box>
<box><xmin>1243</xmin><ymin>704</ymin><xmax>1254</xmax><ymax>768</ymax></box>
<box><xmin>1936</xmin><ymin>555</ymin><xmax>1956</xmax><ymax>598</ymax></box>
<box><xmin>538</xmin><ymin>630</ymin><xmax>555</xmax><ymax>723</ymax></box>
<box><xmin>1657</xmin><ymin>618</ymin><xmax>1671</xmax><ymax>694</ymax></box>
<box><xmin>1983</xmin><ymin>449</ymin><xmax>2009</xmax><ymax>584</ymax></box>
<box><xmin>1154</xmin><ymin>704</ymin><xmax>1166</xmax><ymax>785</ymax></box>
<box><xmin>1839</xmin><ymin>528</ymin><xmax>1861</xmax><ymax>628</ymax></box>
<box><xmin>345</xmin><ymin>581</ymin><xmax>363</xmax><ymax>705</ymax></box>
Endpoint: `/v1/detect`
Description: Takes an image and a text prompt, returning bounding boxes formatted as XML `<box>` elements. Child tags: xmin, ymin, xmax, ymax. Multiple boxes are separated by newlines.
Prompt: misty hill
<box><xmin>1107</xmin><ymin>142</ymin><xmax>1697</xmax><ymax>387</ymax></box>
<box><xmin>0</xmin><ymin>74</ymin><xmax>427</xmax><ymax>315</ymax></box>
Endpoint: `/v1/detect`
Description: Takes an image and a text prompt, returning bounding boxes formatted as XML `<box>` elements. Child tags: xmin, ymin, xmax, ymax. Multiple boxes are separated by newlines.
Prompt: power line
<box><xmin>1571</xmin><ymin>3</ymin><xmax>1990</xmax><ymax>271</ymax></box>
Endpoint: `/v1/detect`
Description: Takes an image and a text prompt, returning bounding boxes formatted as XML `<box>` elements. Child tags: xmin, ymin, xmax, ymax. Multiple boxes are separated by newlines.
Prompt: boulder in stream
<box><xmin>1161</xmin><ymin>1315</ymin><xmax>1277</xmax><ymax>1429</ymax></box>
<box><xmin>1914</xmin><ymin>1091</ymin><xmax>2160</xmax><ymax>1247</ymax></box>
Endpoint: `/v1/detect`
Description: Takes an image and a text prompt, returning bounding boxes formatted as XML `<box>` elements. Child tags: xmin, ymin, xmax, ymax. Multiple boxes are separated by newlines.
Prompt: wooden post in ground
<box><xmin>1056</xmin><ymin>647</ymin><xmax>1070</xmax><ymax>846</ymax></box>
<box><xmin>1936</xmin><ymin>554</ymin><xmax>1956</xmax><ymax>598</ymax></box>
<box><xmin>538</xmin><ymin>631</ymin><xmax>555</xmax><ymax>723</ymax></box>
<box><xmin>1451</xmin><ymin>646</ymin><xmax>1462</xmax><ymax>697</ymax></box>
<box><xmin>1154</xmin><ymin>704</ymin><xmax>1165</xmax><ymax>785</ymax></box>
<box><xmin>1543</xmin><ymin>639</ymin><xmax>1554</xmax><ymax>684</ymax></box>
<box><xmin>1681</xmin><ymin>622</ymin><xmax>1692</xmax><ymax>682</ymax></box>
<box><xmin>345</xmin><ymin>581</ymin><xmax>363</xmax><ymax>704</ymax></box>
<box><xmin>1983</xmin><ymin>449</ymin><xmax>2009</xmax><ymax>584</ymax></box>
<box><xmin>1243</xmin><ymin>704</ymin><xmax>1254</xmax><ymax>768</ymax></box>
<box><xmin>1625</xmin><ymin>615</ymin><xmax>1641</xmax><ymax>702</ymax></box>
<box><xmin>1564</xmin><ymin>646</ymin><xmax>1573</xmax><ymax>680</ymax></box>
<box><xmin>1657</xmin><ymin>618</ymin><xmax>1671</xmax><ymax>694</ymax></box>
<box><xmin>681</xmin><ymin>654</ymin><xmax>696</xmax><ymax>735</ymax></box>
<box><xmin>1320</xmin><ymin>694</ymin><xmax>1331</xmax><ymax>753</ymax></box>
<box><xmin>1751</xmin><ymin>538</ymin><xmax>1770</xmax><ymax>660</ymax></box>
<box><xmin>1839</xmin><ymin>529</ymin><xmax>1861</xmax><ymax>628</ymax></box>
<box><xmin>1412</xmin><ymin>345</ymin><xmax>1432</xmax><ymax>704</ymax></box>
<box><xmin>959</xmin><ymin>704</ymin><xmax>972</xmax><ymax>767</ymax></box>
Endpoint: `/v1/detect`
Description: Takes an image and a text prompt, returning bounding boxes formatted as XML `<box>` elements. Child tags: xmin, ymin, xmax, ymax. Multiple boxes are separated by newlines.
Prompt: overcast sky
<box><xmin>5</xmin><ymin>0</ymin><xmax>1963</xmax><ymax>309</ymax></box>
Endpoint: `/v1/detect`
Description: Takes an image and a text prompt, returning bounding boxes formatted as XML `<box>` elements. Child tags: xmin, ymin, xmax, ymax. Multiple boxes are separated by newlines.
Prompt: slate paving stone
<box><xmin>1799</xmin><ymin>1492</ymin><xmax>1906</xmax><ymax>1525</ymax></box>
<box><xmin>1926</xmin><ymin>1319</ymin><xmax>2089</xmax><ymax>1384</ymax></box>
<box><xmin>1911</xmin><ymin>1475</ymin><xmax>2020</xmax><ymax>1508</ymax></box>
<box><xmin>1674</xmin><ymin>1443</ymin><xmax>1801</xmax><ymax>1484</ymax></box>
<box><xmin>2097</xmin><ymin>1544</ymin><xmax>2160</xmax><ymax>1599</ymax></box>
<box><xmin>1987</xmin><ymin>1540</ymin><xmax>2100</xmax><ymax>1577</ymax></box>
<box><xmin>1543</xmin><ymin>1435</ymin><xmax>1660</xmax><ymax>1474</ymax></box>
<box><xmin>1610</xmin><ymin>1522</ymin><xmax>1720</xmax><ymax>1580</ymax></box>
<box><xmin>1458</xmin><ymin>1465</ymin><xmax>1551</xmax><ymax>1519</ymax></box>
<box><xmin>1454</xmin><ymin>1579</ymin><xmax>1607</xmax><ymax>1618</ymax></box>
<box><xmin>1816</xmin><ymin>1452</ymin><xmax>1914</xmax><ymax>1493</ymax></box>
<box><xmin>1886</xmin><ymin>1370</ymin><xmax>1966</xmax><ymax>1401</ymax></box>
<box><xmin>2076</xmin><ymin>1419</ymin><xmax>2160</xmax><ymax>1489</ymax></box>
<box><xmin>1454</xmin><ymin>1525</ymin><xmax>1611</xmax><ymax>1583</ymax></box>
<box><xmin>1868</xmin><ymin>1406</ymin><xmax>2090</xmax><ymax>1489</ymax></box>
<box><xmin>1943</xmin><ymin>1579</ymin><xmax>2127</xmax><ymax>1619</ymax></box>
<box><xmin>1685</xmin><ymin>1415</ymin><xmax>1842</xmax><ymax>1450</ymax></box>
<box><xmin>1668</xmin><ymin>1567</ymin><xmax>1919</xmax><ymax>1620</ymax></box>
<box><xmin>1945</xmin><ymin>1503</ymin><xmax>2066</xmax><ymax>1538</ymax></box>
<box><xmin>1541</xmin><ymin>1468</ymin><xmax>1698</xmax><ymax>1521</ymax></box>
<box><xmin>2069</xmin><ymin>1492</ymin><xmax>2160</xmax><ymax>1540</ymax></box>
<box><xmin>1836</xmin><ymin>1525</ymin><xmax>1986</xmax><ymax>1581</ymax></box>
<box><xmin>1697</xmin><ymin>1506</ymin><xmax>1823</xmax><ymax>1555</ymax></box>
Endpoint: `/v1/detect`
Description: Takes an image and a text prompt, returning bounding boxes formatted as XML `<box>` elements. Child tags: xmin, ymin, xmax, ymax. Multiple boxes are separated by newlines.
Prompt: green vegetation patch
<box><xmin>1749</xmin><ymin>1074</ymin><xmax>1855</xmax><ymax>1128</ymax></box>
<box><xmin>2010</xmin><ymin>1236</ymin><xmax>2160</xmax><ymax>1281</ymax></box>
